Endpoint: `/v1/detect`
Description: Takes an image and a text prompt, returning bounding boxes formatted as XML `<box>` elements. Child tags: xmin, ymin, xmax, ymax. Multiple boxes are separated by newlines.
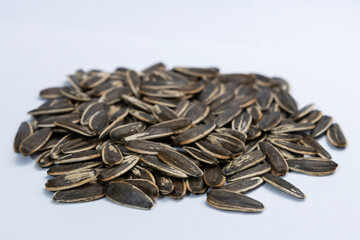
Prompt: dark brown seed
<box><xmin>217</xmin><ymin>74</ymin><xmax>255</xmax><ymax>84</ymax></box>
<box><xmin>88</xmin><ymin>110</ymin><xmax>109</xmax><ymax>134</ymax></box>
<box><xmin>222</xmin><ymin>150</ymin><xmax>266</xmax><ymax>176</ymax></box>
<box><xmin>39</xmin><ymin>134</ymin><xmax>66</xmax><ymax>151</ymax></box>
<box><xmin>47</xmin><ymin>160</ymin><xmax>103</xmax><ymax>176</ymax></box>
<box><xmin>206</xmin><ymin>133</ymin><xmax>245</xmax><ymax>154</ymax></box>
<box><xmin>142</xmin><ymin>62</ymin><xmax>166</xmax><ymax>74</ymax></box>
<box><xmin>262</xmin><ymin>173</ymin><xmax>305</xmax><ymax>199</ymax></box>
<box><xmin>220</xmin><ymin>177</ymin><xmax>263</xmax><ymax>193</ymax></box>
<box><xmin>173</xmin><ymin>122</ymin><xmax>216</xmax><ymax>145</ymax></box>
<box><xmin>269</xmin><ymin>140</ymin><xmax>317</xmax><ymax>155</ymax></box>
<box><xmin>98</xmin><ymin>86</ymin><xmax>131</xmax><ymax>104</ymax></box>
<box><xmin>154</xmin><ymin>174</ymin><xmax>174</xmax><ymax>195</ymax></box>
<box><xmin>271</xmin><ymin>123</ymin><xmax>315</xmax><ymax>134</ymax></box>
<box><xmin>80</xmin><ymin>102</ymin><xmax>109</xmax><ymax>125</ymax></box>
<box><xmin>174</xmin><ymin>67</ymin><xmax>218</xmax><ymax>78</ymax></box>
<box><xmin>140</xmin><ymin>88</ymin><xmax>185</xmax><ymax>98</ymax></box>
<box><xmin>210</xmin><ymin>91</ymin><xmax>235</xmax><ymax>111</ymax></box>
<box><xmin>53</xmin><ymin>182</ymin><xmax>105</xmax><ymax>203</ymax></box>
<box><xmin>19</xmin><ymin>128</ymin><xmax>53</xmax><ymax>156</ymax></box>
<box><xmin>256</xmin><ymin>89</ymin><xmax>274</xmax><ymax>110</ymax></box>
<box><xmin>80</xmin><ymin>72</ymin><xmax>110</xmax><ymax>89</ymax></box>
<box><xmin>119</xmin><ymin>179</ymin><xmax>159</xmax><ymax>199</ymax></box>
<box><xmin>54</xmin><ymin>121</ymin><xmax>96</xmax><ymax>137</ymax></box>
<box><xmin>54</xmin><ymin>150</ymin><xmax>101</xmax><ymax>164</ymax></box>
<box><xmin>274</xmin><ymin>90</ymin><xmax>297</xmax><ymax>114</ymax></box>
<box><xmin>45</xmin><ymin>170</ymin><xmax>97</xmax><ymax>191</ymax></box>
<box><xmin>286</xmin><ymin>158</ymin><xmax>338</xmax><ymax>176</ymax></box>
<box><xmin>257</xmin><ymin>112</ymin><xmax>282</xmax><ymax>131</ymax></box>
<box><xmin>195</xmin><ymin>140</ymin><xmax>235</xmax><ymax>160</ymax></box>
<box><xmin>99</xmin><ymin>155</ymin><xmax>139</xmax><ymax>181</ymax></box>
<box><xmin>232</xmin><ymin>112</ymin><xmax>252</xmax><ymax>133</ymax></box>
<box><xmin>182</xmin><ymin>146</ymin><xmax>219</xmax><ymax>165</ymax></box>
<box><xmin>215</xmin><ymin>128</ymin><xmax>247</xmax><ymax>142</ymax></box>
<box><xmin>186</xmin><ymin>177</ymin><xmax>208</xmax><ymax>194</ymax></box>
<box><xmin>129</xmin><ymin>166</ymin><xmax>156</xmax><ymax>184</ymax></box>
<box><xmin>299</xmin><ymin>110</ymin><xmax>323</xmax><ymax>124</ymax></box>
<box><xmin>102</xmin><ymin>143</ymin><xmax>123</xmax><ymax>167</ymax></box>
<box><xmin>14</xmin><ymin>122</ymin><xmax>34</xmax><ymax>152</ymax></box>
<box><xmin>207</xmin><ymin>189</ymin><xmax>264</xmax><ymax>212</ymax></box>
<box><xmin>36</xmin><ymin>150</ymin><xmax>54</xmax><ymax>168</ymax></box>
<box><xmin>243</xmin><ymin>135</ymin><xmax>266</xmax><ymax>154</ymax></box>
<box><xmin>140</xmin><ymin>155</ymin><xmax>187</xmax><ymax>178</ymax></box>
<box><xmin>182</xmin><ymin>102</ymin><xmax>209</xmax><ymax>124</ymax></box>
<box><xmin>66</xmin><ymin>75</ymin><xmax>82</xmax><ymax>91</ymax></box>
<box><xmin>267</xmin><ymin>133</ymin><xmax>303</xmax><ymax>142</ymax></box>
<box><xmin>227</xmin><ymin>162</ymin><xmax>271</xmax><ymax>182</ymax></box>
<box><xmin>157</xmin><ymin>149</ymin><xmax>203</xmax><ymax>177</ymax></box>
<box><xmin>290</xmin><ymin>103</ymin><xmax>314</xmax><ymax>120</ymax></box>
<box><xmin>175</xmin><ymin>99</ymin><xmax>190</xmax><ymax>116</ymax></box>
<box><xmin>123</xmin><ymin>127</ymin><xmax>175</xmax><ymax>141</ymax></box>
<box><xmin>214</xmin><ymin>107</ymin><xmax>242</xmax><ymax>128</ymax></box>
<box><xmin>169</xmin><ymin>178</ymin><xmax>187</xmax><ymax>199</ymax></box>
<box><xmin>152</xmin><ymin>105</ymin><xmax>178</xmax><ymax>122</ymax></box>
<box><xmin>125</xmin><ymin>70</ymin><xmax>141</xmax><ymax>97</ymax></box>
<box><xmin>300</xmin><ymin>135</ymin><xmax>332</xmax><ymax>159</ymax></box>
<box><xmin>28</xmin><ymin>99</ymin><xmax>74</xmax><ymax>116</ymax></box>
<box><xmin>37</xmin><ymin>113</ymin><xmax>81</xmax><ymax>128</ymax></box>
<box><xmin>143</xmin><ymin>96</ymin><xmax>179</xmax><ymax>108</ymax></box>
<box><xmin>147</xmin><ymin>118</ymin><xmax>192</xmax><ymax>132</ymax></box>
<box><xmin>125</xmin><ymin>140</ymin><xmax>173</xmax><ymax>155</ymax></box>
<box><xmin>129</xmin><ymin>109</ymin><xmax>157</xmax><ymax>124</ymax></box>
<box><xmin>259</xmin><ymin>141</ymin><xmax>289</xmax><ymax>176</ymax></box>
<box><xmin>246</xmin><ymin>105</ymin><xmax>263</xmax><ymax>123</ymax></box>
<box><xmin>122</xmin><ymin>95</ymin><xmax>153</xmax><ymax>113</ymax></box>
<box><xmin>254</xmin><ymin>74</ymin><xmax>275</xmax><ymax>87</ymax></box>
<box><xmin>60</xmin><ymin>87</ymin><xmax>91</xmax><ymax>101</ymax></box>
<box><xmin>105</xmin><ymin>181</ymin><xmax>154</xmax><ymax>210</ymax></box>
<box><xmin>203</xmin><ymin>165</ymin><xmax>226</xmax><ymax>188</ymax></box>
<box><xmin>179</xmin><ymin>81</ymin><xmax>206</xmax><ymax>94</ymax></box>
<box><xmin>327</xmin><ymin>123</ymin><xmax>347</xmax><ymax>148</ymax></box>
<box><xmin>109</xmin><ymin>122</ymin><xmax>146</xmax><ymax>141</ymax></box>
<box><xmin>40</xmin><ymin>87</ymin><xmax>63</xmax><ymax>99</ymax></box>
<box><xmin>60</xmin><ymin>137</ymin><xmax>100</xmax><ymax>154</ymax></box>
<box><xmin>311</xmin><ymin>116</ymin><xmax>333</xmax><ymax>137</ymax></box>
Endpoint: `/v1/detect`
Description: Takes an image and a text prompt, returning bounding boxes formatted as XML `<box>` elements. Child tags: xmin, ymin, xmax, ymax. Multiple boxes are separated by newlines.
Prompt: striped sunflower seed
<box><xmin>262</xmin><ymin>173</ymin><xmax>306</xmax><ymax>199</ymax></box>
<box><xmin>286</xmin><ymin>158</ymin><xmax>338</xmax><ymax>176</ymax></box>
<box><xmin>326</xmin><ymin>123</ymin><xmax>347</xmax><ymax>148</ymax></box>
<box><xmin>53</xmin><ymin>182</ymin><xmax>105</xmax><ymax>203</ymax></box>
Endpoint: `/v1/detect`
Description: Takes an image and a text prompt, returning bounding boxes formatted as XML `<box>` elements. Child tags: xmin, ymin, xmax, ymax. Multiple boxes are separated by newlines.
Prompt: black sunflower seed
<box><xmin>45</xmin><ymin>170</ymin><xmax>97</xmax><ymax>191</ymax></box>
<box><xmin>227</xmin><ymin>162</ymin><xmax>271</xmax><ymax>182</ymax></box>
<box><xmin>311</xmin><ymin>116</ymin><xmax>333</xmax><ymax>137</ymax></box>
<box><xmin>14</xmin><ymin>122</ymin><xmax>34</xmax><ymax>153</ymax></box>
<box><xmin>326</xmin><ymin>123</ymin><xmax>347</xmax><ymax>148</ymax></box>
<box><xmin>262</xmin><ymin>173</ymin><xmax>305</xmax><ymax>199</ymax></box>
<box><xmin>220</xmin><ymin>177</ymin><xmax>263</xmax><ymax>193</ymax></box>
<box><xmin>259</xmin><ymin>141</ymin><xmax>289</xmax><ymax>176</ymax></box>
<box><xmin>222</xmin><ymin>149</ymin><xmax>266</xmax><ymax>176</ymax></box>
<box><xmin>53</xmin><ymin>182</ymin><xmax>105</xmax><ymax>203</ymax></box>
<box><xmin>19</xmin><ymin>128</ymin><xmax>53</xmax><ymax>156</ymax></box>
<box><xmin>173</xmin><ymin>122</ymin><xmax>216</xmax><ymax>145</ymax></box>
<box><xmin>98</xmin><ymin>155</ymin><xmax>139</xmax><ymax>181</ymax></box>
<box><xmin>203</xmin><ymin>165</ymin><xmax>226</xmax><ymax>188</ymax></box>
<box><xmin>286</xmin><ymin>158</ymin><xmax>338</xmax><ymax>176</ymax></box>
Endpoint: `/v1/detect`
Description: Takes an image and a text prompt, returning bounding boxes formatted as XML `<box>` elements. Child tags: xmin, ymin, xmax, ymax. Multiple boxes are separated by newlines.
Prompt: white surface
<box><xmin>1</xmin><ymin>1</ymin><xmax>360</xmax><ymax>240</ymax></box>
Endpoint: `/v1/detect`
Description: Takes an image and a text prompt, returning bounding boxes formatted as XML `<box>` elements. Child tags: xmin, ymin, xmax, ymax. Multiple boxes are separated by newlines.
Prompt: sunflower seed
<box><xmin>105</xmin><ymin>181</ymin><xmax>154</xmax><ymax>210</ymax></box>
<box><xmin>207</xmin><ymin>189</ymin><xmax>264</xmax><ymax>212</ymax></box>
<box><xmin>300</xmin><ymin>135</ymin><xmax>332</xmax><ymax>159</ymax></box>
<box><xmin>122</xmin><ymin>95</ymin><xmax>153</xmax><ymax>113</ymax></box>
<box><xmin>53</xmin><ymin>182</ymin><xmax>105</xmax><ymax>203</ymax></box>
<box><xmin>88</xmin><ymin>110</ymin><xmax>109</xmax><ymax>134</ymax></box>
<box><xmin>125</xmin><ymin>70</ymin><xmax>141</xmax><ymax>97</ymax></box>
<box><xmin>140</xmin><ymin>155</ymin><xmax>188</xmax><ymax>178</ymax></box>
<box><xmin>123</xmin><ymin>127</ymin><xmax>175</xmax><ymax>141</ymax></box>
<box><xmin>206</xmin><ymin>133</ymin><xmax>245</xmax><ymax>154</ymax></box>
<box><xmin>290</xmin><ymin>103</ymin><xmax>314</xmax><ymax>120</ymax></box>
<box><xmin>36</xmin><ymin>150</ymin><xmax>54</xmax><ymax>168</ymax></box>
<box><xmin>55</xmin><ymin>121</ymin><xmax>96</xmax><ymax>137</ymax></box>
<box><xmin>98</xmin><ymin>86</ymin><xmax>131</xmax><ymax>104</ymax></box>
<box><xmin>157</xmin><ymin>149</ymin><xmax>203</xmax><ymax>177</ymax></box>
<box><xmin>222</xmin><ymin>150</ymin><xmax>266</xmax><ymax>176</ymax></box>
<box><xmin>37</xmin><ymin>113</ymin><xmax>81</xmax><ymax>128</ymax></box>
<box><xmin>286</xmin><ymin>158</ymin><xmax>338</xmax><ymax>176</ymax></box>
<box><xmin>54</xmin><ymin>150</ymin><xmax>101</xmax><ymax>164</ymax></box>
<box><xmin>267</xmin><ymin>133</ymin><xmax>303</xmax><ymax>142</ymax></box>
<box><xmin>14</xmin><ymin>122</ymin><xmax>34</xmax><ymax>152</ymax></box>
<box><xmin>274</xmin><ymin>90</ymin><xmax>297</xmax><ymax>114</ymax></box>
<box><xmin>215</xmin><ymin>107</ymin><xmax>242</xmax><ymax>128</ymax></box>
<box><xmin>129</xmin><ymin>109</ymin><xmax>157</xmax><ymax>124</ymax></box>
<box><xmin>19</xmin><ymin>128</ymin><xmax>53</xmax><ymax>156</ymax></box>
<box><xmin>257</xmin><ymin>112</ymin><xmax>282</xmax><ymax>131</ymax></box>
<box><xmin>195</xmin><ymin>140</ymin><xmax>235</xmax><ymax>160</ymax></box>
<box><xmin>109</xmin><ymin>122</ymin><xmax>146</xmax><ymax>141</ymax></box>
<box><xmin>147</xmin><ymin>118</ymin><xmax>192</xmax><ymax>132</ymax></box>
<box><xmin>47</xmin><ymin>160</ymin><xmax>103</xmax><ymax>176</ymax></box>
<box><xmin>174</xmin><ymin>67</ymin><xmax>218</xmax><ymax>78</ymax></box>
<box><xmin>98</xmin><ymin>155</ymin><xmax>139</xmax><ymax>181</ymax></box>
<box><xmin>125</xmin><ymin>140</ymin><xmax>173</xmax><ymax>155</ymax></box>
<box><xmin>299</xmin><ymin>110</ymin><xmax>322</xmax><ymax>124</ymax></box>
<box><xmin>311</xmin><ymin>116</ymin><xmax>333</xmax><ymax>137</ymax></box>
<box><xmin>154</xmin><ymin>174</ymin><xmax>174</xmax><ymax>195</ymax></box>
<box><xmin>118</xmin><ymin>179</ymin><xmax>159</xmax><ymax>199</ymax></box>
<box><xmin>256</xmin><ymin>89</ymin><xmax>274</xmax><ymax>110</ymax></box>
<box><xmin>220</xmin><ymin>177</ymin><xmax>263</xmax><ymax>193</ymax></box>
<box><xmin>40</xmin><ymin>87</ymin><xmax>63</xmax><ymax>99</ymax></box>
<box><xmin>326</xmin><ymin>123</ymin><xmax>347</xmax><ymax>148</ymax></box>
<box><xmin>271</xmin><ymin>123</ymin><xmax>315</xmax><ymax>134</ymax></box>
<box><xmin>232</xmin><ymin>112</ymin><xmax>252</xmax><ymax>133</ymax></box>
<box><xmin>81</xmin><ymin>72</ymin><xmax>110</xmax><ymax>89</ymax></box>
<box><xmin>182</xmin><ymin>102</ymin><xmax>209</xmax><ymax>124</ymax></box>
<box><xmin>60</xmin><ymin>87</ymin><xmax>91</xmax><ymax>101</ymax></box>
<box><xmin>259</xmin><ymin>141</ymin><xmax>289</xmax><ymax>176</ymax></box>
<box><xmin>102</xmin><ymin>143</ymin><xmax>123</xmax><ymax>167</ymax></box>
<box><xmin>214</xmin><ymin>128</ymin><xmax>247</xmax><ymax>142</ymax></box>
<box><xmin>246</xmin><ymin>105</ymin><xmax>263</xmax><ymax>123</ymax></box>
<box><xmin>227</xmin><ymin>162</ymin><xmax>271</xmax><ymax>182</ymax></box>
<box><xmin>60</xmin><ymin>137</ymin><xmax>100</xmax><ymax>154</ymax></box>
<box><xmin>80</xmin><ymin>102</ymin><xmax>109</xmax><ymax>125</ymax></box>
<box><xmin>173</xmin><ymin>122</ymin><xmax>216</xmax><ymax>145</ymax></box>
<box><xmin>262</xmin><ymin>173</ymin><xmax>305</xmax><ymax>199</ymax></box>
<box><xmin>203</xmin><ymin>165</ymin><xmax>226</xmax><ymax>188</ymax></box>
<box><xmin>45</xmin><ymin>170</ymin><xmax>97</xmax><ymax>191</ymax></box>
<box><xmin>152</xmin><ymin>105</ymin><xmax>178</xmax><ymax>122</ymax></box>
<box><xmin>269</xmin><ymin>139</ymin><xmax>317</xmax><ymax>155</ymax></box>
<box><xmin>186</xmin><ymin>177</ymin><xmax>208</xmax><ymax>194</ymax></box>
<box><xmin>182</xmin><ymin>146</ymin><xmax>219</xmax><ymax>165</ymax></box>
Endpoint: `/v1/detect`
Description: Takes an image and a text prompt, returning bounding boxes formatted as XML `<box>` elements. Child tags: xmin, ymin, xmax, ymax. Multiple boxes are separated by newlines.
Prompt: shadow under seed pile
<box><xmin>13</xmin><ymin>63</ymin><xmax>347</xmax><ymax>212</ymax></box>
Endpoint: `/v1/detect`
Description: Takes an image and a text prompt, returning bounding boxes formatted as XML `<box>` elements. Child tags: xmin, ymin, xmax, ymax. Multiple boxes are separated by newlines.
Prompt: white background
<box><xmin>0</xmin><ymin>1</ymin><xmax>359</xmax><ymax>240</ymax></box>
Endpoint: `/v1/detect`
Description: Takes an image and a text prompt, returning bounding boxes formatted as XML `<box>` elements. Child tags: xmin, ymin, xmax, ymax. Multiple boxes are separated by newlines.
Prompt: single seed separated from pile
<box><xmin>13</xmin><ymin>62</ymin><xmax>347</xmax><ymax>212</ymax></box>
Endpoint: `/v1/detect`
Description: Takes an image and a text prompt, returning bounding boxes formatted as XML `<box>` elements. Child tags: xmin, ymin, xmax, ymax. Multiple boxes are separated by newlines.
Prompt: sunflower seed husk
<box><xmin>60</xmin><ymin>87</ymin><xmax>91</xmax><ymax>101</ymax></box>
<box><xmin>246</xmin><ymin>105</ymin><xmax>263</xmax><ymax>123</ymax></box>
<box><xmin>54</xmin><ymin>150</ymin><xmax>101</xmax><ymax>164</ymax></box>
<box><xmin>290</xmin><ymin>103</ymin><xmax>314</xmax><ymax>120</ymax></box>
<box><xmin>262</xmin><ymin>173</ymin><xmax>305</xmax><ymax>199</ymax></box>
<box><xmin>271</xmin><ymin>123</ymin><xmax>315</xmax><ymax>134</ymax></box>
<box><xmin>259</xmin><ymin>141</ymin><xmax>289</xmax><ymax>176</ymax></box>
<box><xmin>140</xmin><ymin>155</ymin><xmax>188</xmax><ymax>178</ymax></box>
<box><xmin>274</xmin><ymin>90</ymin><xmax>297</xmax><ymax>114</ymax></box>
<box><xmin>257</xmin><ymin>112</ymin><xmax>282</xmax><ymax>131</ymax></box>
<box><xmin>299</xmin><ymin>110</ymin><xmax>323</xmax><ymax>124</ymax></box>
<box><xmin>14</xmin><ymin>122</ymin><xmax>34</xmax><ymax>152</ymax></box>
<box><xmin>195</xmin><ymin>140</ymin><xmax>235</xmax><ymax>160</ymax></box>
<box><xmin>40</xmin><ymin>87</ymin><xmax>63</xmax><ymax>99</ymax></box>
<box><xmin>125</xmin><ymin>140</ymin><xmax>173</xmax><ymax>155</ymax></box>
<box><xmin>220</xmin><ymin>177</ymin><xmax>263</xmax><ymax>193</ymax></box>
<box><xmin>45</xmin><ymin>170</ymin><xmax>97</xmax><ymax>191</ymax></box>
<box><xmin>81</xmin><ymin>102</ymin><xmax>109</xmax><ymax>125</ymax></box>
<box><xmin>37</xmin><ymin>113</ymin><xmax>81</xmax><ymax>128</ymax></box>
<box><xmin>311</xmin><ymin>116</ymin><xmax>333</xmax><ymax>137</ymax></box>
<box><xmin>173</xmin><ymin>122</ymin><xmax>216</xmax><ymax>145</ymax></box>
<box><xmin>207</xmin><ymin>189</ymin><xmax>264</xmax><ymax>212</ymax></box>
<box><xmin>105</xmin><ymin>181</ymin><xmax>154</xmax><ymax>210</ymax></box>
<box><xmin>215</xmin><ymin>128</ymin><xmax>247</xmax><ymax>142</ymax></box>
<box><xmin>206</xmin><ymin>133</ymin><xmax>245</xmax><ymax>154</ymax></box>
<box><xmin>222</xmin><ymin>149</ymin><xmax>266</xmax><ymax>176</ymax></box>
<box><xmin>169</xmin><ymin>178</ymin><xmax>187</xmax><ymax>199</ymax></box>
<box><xmin>109</xmin><ymin>122</ymin><xmax>146</xmax><ymax>141</ymax></box>
<box><xmin>36</xmin><ymin>150</ymin><xmax>54</xmax><ymax>168</ymax></box>
<box><xmin>98</xmin><ymin>155</ymin><xmax>139</xmax><ymax>181</ymax></box>
<box><xmin>55</xmin><ymin>121</ymin><xmax>96</xmax><ymax>137</ymax></box>
<box><xmin>154</xmin><ymin>174</ymin><xmax>174</xmax><ymax>195</ymax></box>
<box><xmin>326</xmin><ymin>123</ymin><xmax>347</xmax><ymax>148</ymax></box>
<box><xmin>53</xmin><ymin>182</ymin><xmax>105</xmax><ymax>203</ymax></box>
<box><xmin>88</xmin><ymin>110</ymin><xmax>109</xmax><ymax>134</ymax></box>
<box><xmin>152</xmin><ymin>105</ymin><xmax>178</xmax><ymax>122</ymax></box>
<box><xmin>269</xmin><ymin>139</ymin><xmax>317</xmax><ymax>155</ymax></box>
<box><xmin>286</xmin><ymin>158</ymin><xmax>338</xmax><ymax>176</ymax></box>
<box><xmin>256</xmin><ymin>89</ymin><xmax>273</xmax><ymax>110</ymax></box>
<box><xmin>186</xmin><ymin>176</ymin><xmax>208</xmax><ymax>194</ymax></box>
<box><xmin>182</xmin><ymin>146</ymin><xmax>219</xmax><ymax>165</ymax></box>
<box><xmin>47</xmin><ymin>160</ymin><xmax>103</xmax><ymax>176</ymax></box>
<box><xmin>125</xmin><ymin>70</ymin><xmax>141</xmax><ymax>97</ymax></box>
<box><xmin>157</xmin><ymin>149</ymin><xmax>203</xmax><ymax>177</ymax></box>
<box><xmin>215</xmin><ymin>107</ymin><xmax>242</xmax><ymax>128</ymax></box>
<box><xmin>227</xmin><ymin>162</ymin><xmax>272</xmax><ymax>182</ymax></box>
<box><xmin>123</xmin><ymin>128</ymin><xmax>175</xmax><ymax>141</ymax></box>
<box><xmin>102</xmin><ymin>143</ymin><xmax>123</xmax><ymax>167</ymax></box>
<box><xmin>203</xmin><ymin>165</ymin><xmax>226</xmax><ymax>188</ymax></box>
<box><xmin>182</xmin><ymin>102</ymin><xmax>209</xmax><ymax>124</ymax></box>
<box><xmin>118</xmin><ymin>179</ymin><xmax>159</xmax><ymax>199</ymax></box>
<box><xmin>300</xmin><ymin>135</ymin><xmax>332</xmax><ymax>159</ymax></box>
<box><xmin>19</xmin><ymin>128</ymin><xmax>53</xmax><ymax>156</ymax></box>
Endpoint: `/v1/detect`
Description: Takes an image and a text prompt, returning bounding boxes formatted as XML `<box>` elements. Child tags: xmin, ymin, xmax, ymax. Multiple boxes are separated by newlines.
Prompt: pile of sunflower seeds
<box><xmin>14</xmin><ymin>63</ymin><xmax>347</xmax><ymax>212</ymax></box>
